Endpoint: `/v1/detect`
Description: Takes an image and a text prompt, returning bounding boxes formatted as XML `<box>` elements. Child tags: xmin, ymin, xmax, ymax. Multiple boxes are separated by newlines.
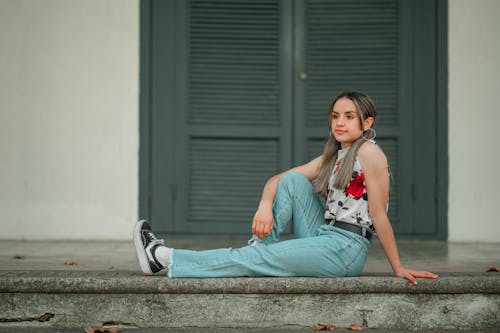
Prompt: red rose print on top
<box><xmin>345</xmin><ymin>172</ymin><xmax>365</xmax><ymax>199</ymax></box>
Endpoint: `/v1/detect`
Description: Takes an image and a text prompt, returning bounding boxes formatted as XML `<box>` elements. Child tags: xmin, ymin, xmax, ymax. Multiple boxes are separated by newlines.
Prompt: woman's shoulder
<box><xmin>358</xmin><ymin>141</ymin><xmax>388</xmax><ymax>168</ymax></box>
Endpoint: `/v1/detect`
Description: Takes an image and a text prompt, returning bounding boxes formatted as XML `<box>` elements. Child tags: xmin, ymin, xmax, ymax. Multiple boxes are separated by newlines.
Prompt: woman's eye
<box><xmin>332</xmin><ymin>114</ymin><xmax>338</xmax><ymax>119</ymax></box>
<box><xmin>347</xmin><ymin>115</ymin><xmax>354</xmax><ymax>120</ymax></box>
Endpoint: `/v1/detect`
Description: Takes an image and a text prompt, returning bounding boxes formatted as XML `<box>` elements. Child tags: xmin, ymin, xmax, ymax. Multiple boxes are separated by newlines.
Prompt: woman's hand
<box><xmin>395</xmin><ymin>266</ymin><xmax>439</xmax><ymax>285</ymax></box>
<box><xmin>250</xmin><ymin>158</ymin><xmax>322</xmax><ymax>241</ymax></box>
<box><xmin>252</xmin><ymin>206</ymin><xmax>274</xmax><ymax>240</ymax></box>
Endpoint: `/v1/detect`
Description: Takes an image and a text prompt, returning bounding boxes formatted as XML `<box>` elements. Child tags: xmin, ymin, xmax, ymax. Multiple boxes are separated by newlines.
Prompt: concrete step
<box><xmin>0</xmin><ymin>271</ymin><xmax>499</xmax><ymax>331</ymax></box>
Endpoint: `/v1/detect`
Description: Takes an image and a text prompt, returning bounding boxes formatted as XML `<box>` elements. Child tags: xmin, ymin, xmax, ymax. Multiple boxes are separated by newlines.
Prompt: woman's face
<box><xmin>331</xmin><ymin>97</ymin><xmax>371</xmax><ymax>148</ymax></box>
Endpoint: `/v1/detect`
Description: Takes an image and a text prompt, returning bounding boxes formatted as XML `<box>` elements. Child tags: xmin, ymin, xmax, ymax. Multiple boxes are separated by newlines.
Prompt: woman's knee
<box><xmin>280</xmin><ymin>171</ymin><xmax>309</xmax><ymax>185</ymax></box>
<box><xmin>278</xmin><ymin>171</ymin><xmax>313</xmax><ymax>195</ymax></box>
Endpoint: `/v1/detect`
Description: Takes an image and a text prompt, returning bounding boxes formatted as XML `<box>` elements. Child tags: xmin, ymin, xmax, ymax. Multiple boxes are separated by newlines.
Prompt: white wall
<box><xmin>1</xmin><ymin>0</ymin><xmax>499</xmax><ymax>241</ymax></box>
<box><xmin>0</xmin><ymin>0</ymin><xmax>139</xmax><ymax>239</ymax></box>
<box><xmin>448</xmin><ymin>0</ymin><xmax>500</xmax><ymax>241</ymax></box>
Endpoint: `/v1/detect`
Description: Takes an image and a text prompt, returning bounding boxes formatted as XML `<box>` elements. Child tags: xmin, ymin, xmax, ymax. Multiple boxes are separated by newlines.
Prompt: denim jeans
<box><xmin>168</xmin><ymin>172</ymin><xmax>370</xmax><ymax>278</ymax></box>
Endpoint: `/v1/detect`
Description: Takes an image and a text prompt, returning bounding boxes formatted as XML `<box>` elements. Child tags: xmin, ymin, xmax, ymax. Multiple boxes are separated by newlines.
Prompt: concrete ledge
<box><xmin>0</xmin><ymin>271</ymin><xmax>499</xmax><ymax>294</ymax></box>
<box><xmin>1</xmin><ymin>271</ymin><xmax>499</xmax><ymax>330</ymax></box>
<box><xmin>0</xmin><ymin>292</ymin><xmax>498</xmax><ymax>330</ymax></box>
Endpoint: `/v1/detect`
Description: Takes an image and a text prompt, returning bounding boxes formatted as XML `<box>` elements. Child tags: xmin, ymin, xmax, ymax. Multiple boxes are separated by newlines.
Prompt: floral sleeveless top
<box><xmin>324</xmin><ymin>147</ymin><xmax>374</xmax><ymax>231</ymax></box>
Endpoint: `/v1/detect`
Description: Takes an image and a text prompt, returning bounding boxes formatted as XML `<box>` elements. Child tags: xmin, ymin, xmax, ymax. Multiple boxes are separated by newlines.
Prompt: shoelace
<box><xmin>144</xmin><ymin>231</ymin><xmax>164</xmax><ymax>246</ymax></box>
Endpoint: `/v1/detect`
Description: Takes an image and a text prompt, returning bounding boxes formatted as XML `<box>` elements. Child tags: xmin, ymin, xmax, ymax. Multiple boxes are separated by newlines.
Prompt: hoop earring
<box><xmin>362</xmin><ymin>128</ymin><xmax>376</xmax><ymax>141</ymax></box>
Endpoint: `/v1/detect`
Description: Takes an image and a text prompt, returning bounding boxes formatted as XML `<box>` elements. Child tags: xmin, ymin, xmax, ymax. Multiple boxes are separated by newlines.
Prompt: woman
<box><xmin>133</xmin><ymin>91</ymin><xmax>438</xmax><ymax>284</ymax></box>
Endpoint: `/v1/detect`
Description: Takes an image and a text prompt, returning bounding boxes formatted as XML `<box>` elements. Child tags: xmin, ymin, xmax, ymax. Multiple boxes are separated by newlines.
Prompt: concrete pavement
<box><xmin>0</xmin><ymin>239</ymin><xmax>498</xmax><ymax>273</ymax></box>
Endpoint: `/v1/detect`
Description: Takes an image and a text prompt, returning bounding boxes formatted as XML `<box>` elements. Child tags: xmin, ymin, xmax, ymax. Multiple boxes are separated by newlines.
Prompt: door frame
<box><xmin>139</xmin><ymin>0</ymin><xmax>448</xmax><ymax>240</ymax></box>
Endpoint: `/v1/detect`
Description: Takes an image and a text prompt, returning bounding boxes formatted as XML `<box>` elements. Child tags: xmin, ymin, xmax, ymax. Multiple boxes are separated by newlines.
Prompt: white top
<box><xmin>324</xmin><ymin>147</ymin><xmax>374</xmax><ymax>231</ymax></box>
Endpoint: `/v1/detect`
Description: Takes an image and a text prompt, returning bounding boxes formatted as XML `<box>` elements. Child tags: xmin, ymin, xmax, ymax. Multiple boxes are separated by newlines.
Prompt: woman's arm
<box><xmin>252</xmin><ymin>156</ymin><xmax>323</xmax><ymax>239</ymax></box>
<box><xmin>359</xmin><ymin>143</ymin><xmax>438</xmax><ymax>285</ymax></box>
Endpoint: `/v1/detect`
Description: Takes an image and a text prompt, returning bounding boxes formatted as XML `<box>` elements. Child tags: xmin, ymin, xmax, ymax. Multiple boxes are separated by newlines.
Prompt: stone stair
<box><xmin>0</xmin><ymin>271</ymin><xmax>499</xmax><ymax>330</ymax></box>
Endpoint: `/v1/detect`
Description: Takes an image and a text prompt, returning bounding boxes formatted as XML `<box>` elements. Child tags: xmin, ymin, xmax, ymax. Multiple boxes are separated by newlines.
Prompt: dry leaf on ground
<box><xmin>37</xmin><ymin>313</ymin><xmax>54</xmax><ymax>322</ymax></box>
<box><xmin>83</xmin><ymin>326</ymin><xmax>119</xmax><ymax>333</ymax></box>
<box><xmin>347</xmin><ymin>323</ymin><xmax>363</xmax><ymax>331</ymax></box>
<box><xmin>486</xmin><ymin>266</ymin><xmax>499</xmax><ymax>272</ymax></box>
<box><xmin>65</xmin><ymin>260</ymin><xmax>79</xmax><ymax>265</ymax></box>
<box><xmin>314</xmin><ymin>322</ymin><xmax>337</xmax><ymax>330</ymax></box>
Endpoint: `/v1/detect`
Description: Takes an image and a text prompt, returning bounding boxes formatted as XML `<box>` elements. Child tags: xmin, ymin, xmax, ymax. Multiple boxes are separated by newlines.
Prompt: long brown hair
<box><xmin>313</xmin><ymin>92</ymin><xmax>378</xmax><ymax>197</ymax></box>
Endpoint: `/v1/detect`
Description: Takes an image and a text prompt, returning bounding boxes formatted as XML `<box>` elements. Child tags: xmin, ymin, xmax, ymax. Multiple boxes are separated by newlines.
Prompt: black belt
<box><xmin>327</xmin><ymin>220</ymin><xmax>373</xmax><ymax>241</ymax></box>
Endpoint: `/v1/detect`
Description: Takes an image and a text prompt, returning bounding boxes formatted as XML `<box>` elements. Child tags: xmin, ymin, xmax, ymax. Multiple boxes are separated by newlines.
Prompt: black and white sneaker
<box><xmin>133</xmin><ymin>220</ymin><xmax>166</xmax><ymax>275</ymax></box>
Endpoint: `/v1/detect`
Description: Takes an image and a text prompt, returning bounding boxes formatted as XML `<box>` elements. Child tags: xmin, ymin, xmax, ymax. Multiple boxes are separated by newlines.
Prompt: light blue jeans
<box><xmin>168</xmin><ymin>172</ymin><xmax>370</xmax><ymax>278</ymax></box>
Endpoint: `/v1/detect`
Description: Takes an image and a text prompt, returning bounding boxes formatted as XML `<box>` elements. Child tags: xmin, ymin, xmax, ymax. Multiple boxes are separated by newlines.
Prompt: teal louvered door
<box><xmin>294</xmin><ymin>0</ymin><xmax>429</xmax><ymax>235</ymax></box>
<box><xmin>147</xmin><ymin>0</ymin><xmax>441</xmax><ymax>237</ymax></box>
<box><xmin>167</xmin><ymin>0</ymin><xmax>293</xmax><ymax>234</ymax></box>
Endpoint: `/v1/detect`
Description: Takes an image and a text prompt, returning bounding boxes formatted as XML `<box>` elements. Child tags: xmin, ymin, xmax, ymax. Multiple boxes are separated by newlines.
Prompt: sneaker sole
<box><xmin>133</xmin><ymin>220</ymin><xmax>154</xmax><ymax>276</ymax></box>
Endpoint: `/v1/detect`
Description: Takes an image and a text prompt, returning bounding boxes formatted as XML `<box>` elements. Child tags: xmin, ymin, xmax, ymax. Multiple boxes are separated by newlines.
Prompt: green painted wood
<box><xmin>171</xmin><ymin>0</ymin><xmax>291</xmax><ymax>234</ymax></box>
<box><xmin>150</xmin><ymin>0</ymin><xmax>177</xmax><ymax>233</ymax></box>
<box><xmin>142</xmin><ymin>0</ymin><xmax>447</xmax><ymax>238</ymax></box>
<box><xmin>295</xmin><ymin>0</ymin><xmax>411</xmax><ymax>231</ymax></box>
<box><xmin>304</xmin><ymin>0</ymin><xmax>400</xmax><ymax>128</ymax></box>
<box><xmin>394</xmin><ymin>0</ymin><xmax>415</xmax><ymax>235</ymax></box>
<box><xmin>412</xmin><ymin>0</ymin><xmax>437</xmax><ymax>235</ymax></box>
<box><xmin>436</xmin><ymin>0</ymin><xmax>448</xmax><ymax>240</ymax></box>
<box><xmin>173</xmin><ymin>0</ymin><xmax>189</xmax><ymax>233</ymax></box>
<box><xmin>139</xmin><ymin>0</ymin><xmax>152</xmax><ymax>222</ymax></box>
<box><xmin>187</xmin><ymin>139</ymin><xmax>279</xmax><ymax>231</ymax></box>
